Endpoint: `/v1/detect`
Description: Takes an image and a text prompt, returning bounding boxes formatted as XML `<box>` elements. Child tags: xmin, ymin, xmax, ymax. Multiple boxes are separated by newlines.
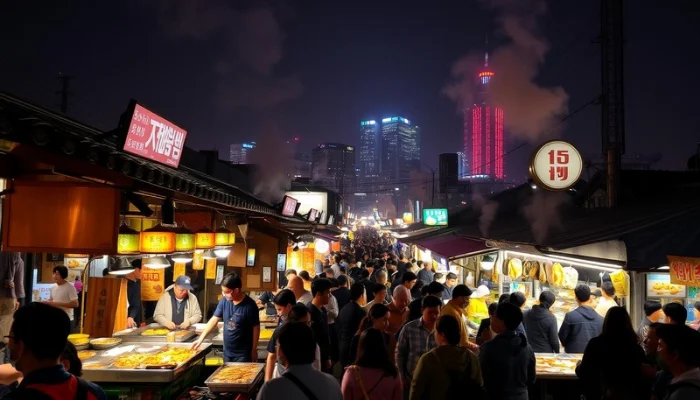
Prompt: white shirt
<box><xmin>297</xmin><ymin>291</ymin><xmax>313</xmax><ymax>305</ymax></box>
<box><xmin>324</xmin><ymin>295</ymin><xmax>338</xmax><ymax>325</ymax></box>
<box><xmin>330</xmin><ymin>264</ymin><xmax>341</xmax><ymax>278</ymax></box>
<box><xmin>49</xmin><ymin>281</ymin><xmax>78</xmax><ymax>321</ymax></box>
<box><xmin>258</xmin><ymin>364</ymin><xmax>342</xmax><ymax>400</ymax></box>
<box><xmin>595</xmin><ymin>297</ymin><xmax>617</xmax><ymax>317</ymax></box>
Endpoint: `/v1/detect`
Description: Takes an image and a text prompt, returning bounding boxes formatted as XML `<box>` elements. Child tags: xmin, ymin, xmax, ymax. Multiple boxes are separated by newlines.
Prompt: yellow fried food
<box><xmin>210</xmin><ymin>364</ymin><xmax>262</xmax><ymax>384</ymax></box>
<box><xmin>141</xmin><ymin>347</ymin><xmax>196</xmax><ymax>367</ymax></box>
<box><xmin>77</xmin><ymin>350</ymin><xmax>96</xmax><ymax>360</ymax></box>
<box><xmin>91</xmin><ymin>338</ymin><xmax>121</xmax><ymax>345</ymax></box>
<box><xmin>142</xmin><ymin>328</ymin><xmax>169</xmax><ymax>336</ymax></box>
<box><xmin>113</xmin><ymin>354</ymin><xmax>149</xmax><ymax>369</ymax></box>
<box><xmin>83</xmin><ymin>363</ymin><xmax>109</xmax><ymax>370</ymax></box>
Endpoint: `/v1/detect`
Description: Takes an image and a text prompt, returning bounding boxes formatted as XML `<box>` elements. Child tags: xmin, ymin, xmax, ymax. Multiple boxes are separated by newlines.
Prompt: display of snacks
<box><xmin>68</xmin><ymin>333</ymin><xmax>90</xmax><ymax>346</ymax></box>
<box><xmin>535</xmin><ymin>353</ymin><xmax>582</xmax><ymax>377</ymax></box>
<box><xmin>208</xmin><ymin>364</ymin><xmax>262</xmax><ymax>384</ymax></box>
<box><xmin>650</xmin><ymin>281</ymin><xmax>684</xmax><ymax>296</ymax></box>
<box><xmin>259</xmin><ymin>329</ymin><xmax>274</xmax><ymax>340</ymax></box>
<box><xmin>142</xmin><ymin>328</ymin><xmax>170</xmax><ymax>336</ymax></box>
<box><xmin>113</xmin><ymin>347</ymin><xmax>196</xmax><ymax>369</ymax></box>
<box><xmin>83</xmin><ymin>362</ymin><xmax>110</xmax><ymax>370</ymax></box>
<box><xmin>89</xmin><ymin>337</ymin><xmax>122</xmax><ymax>350</ymax></box>
<box><xmin>77</xmin><ymin>350</ymin><xmax>96</xmax><ymax>361</ymax></box>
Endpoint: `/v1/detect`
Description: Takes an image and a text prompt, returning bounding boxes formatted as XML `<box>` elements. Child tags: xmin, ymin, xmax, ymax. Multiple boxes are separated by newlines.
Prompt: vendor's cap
<box><xmin>175</xmin><ymin>275</ymin><xmax>193</xmax><ymax>291</ymax></box>
<box><xmin>474</xmin><ymin>285</ymin><xmax>490</xmax><ymax>298</ymax></box>
<box><xmin>452</xmin><ymin>284</ymin><xmax>473</xmax><ymax>298</ymax></box>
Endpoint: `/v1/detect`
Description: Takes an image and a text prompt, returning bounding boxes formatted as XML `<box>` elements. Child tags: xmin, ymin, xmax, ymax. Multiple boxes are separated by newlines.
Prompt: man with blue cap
<box><xmin>153</xmin><ymin>275</ymin><xmax>202</xmax><ymax>330</ymax></box>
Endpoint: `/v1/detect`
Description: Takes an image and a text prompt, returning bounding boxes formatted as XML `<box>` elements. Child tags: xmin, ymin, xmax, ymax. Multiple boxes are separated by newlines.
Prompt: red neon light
<box><xmin>495</xmin><ymin>108</ymin><xmax>504</xmax><ymax>179</ymax></box>
<box><xmin>485</xmin><ymin>107</ymin><xmax>491</xmax><ymax>175</ymax></box>
<box><xmin>478</xmin><ymin>71</ymin><xmax>494</xmax><ymax>78</ymax></box>
<box><xmin>463</xmin><ymin>108</ymin><xmax>470</xmax><ymax>169</ymax></box>
<box><xmin>472</xmin><ymin>107</ymin><xmax>482</xmax><ymax>174</ymax></box>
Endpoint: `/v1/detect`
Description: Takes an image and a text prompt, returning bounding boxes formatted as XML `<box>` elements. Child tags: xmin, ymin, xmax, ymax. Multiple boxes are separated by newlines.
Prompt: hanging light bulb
<box><xmin>202</xmin><ymin>249</ymin><xmax>217</xmax><ymax>260</ymax></box>
<box><xmin>171</xmin><ymin>253</ymin><xmax>193</xmax><ymax>263</ymax></box>
<box><xmin>214</xmin><ymin>247</ymin><xmax>231</xmax><ymax>258</ymax></box>
<box><xmin>143</xmin><ymin>256</ymin><xmax>171</xmax><ymax>269</ymax></box>
<box><xmin>109</xmin><ymin>257</ymin><xmax>135</xmax><ymax>275</ymax></box>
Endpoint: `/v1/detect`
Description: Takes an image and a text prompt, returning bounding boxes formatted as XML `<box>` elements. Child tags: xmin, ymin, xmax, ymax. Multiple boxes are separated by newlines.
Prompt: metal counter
<box><xmin>534</xmin><ymin>353</ymin><xmax>581</xmax><ymax>380</ymax></box>
<box><xmin>113</xmin><ymin>324</ymin><xmax>196</xmax><ymax>343</ymax></box>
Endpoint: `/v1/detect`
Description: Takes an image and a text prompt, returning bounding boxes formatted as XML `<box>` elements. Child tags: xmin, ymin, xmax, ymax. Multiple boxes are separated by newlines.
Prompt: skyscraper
<box><xmin>311</xmin><ymin>143</ymin><xmax>356</xmax><ymax>195</ymax></box>
<box><xmin>380</xmin><ymin>116</ymin><xmax>421</xmax><ymax>183</ymax></box>
<box><xmin>457</xmin><ymin>151</ymin><xmax>468</xmax><ymax>181</ymax></box>
<box><xmin>359</xmin><ymin>120</ymin><xmax>380</xmax><ymax>183</ymax></box>
<box><xmin>463</xmin><ymin>52</ymin><xmax>504</xmax><ymax>180</ymax></box>
<box><xmin>229</xmin><ymin>142</ymin><xmax>256</xmax><ymax>164</ymax></box>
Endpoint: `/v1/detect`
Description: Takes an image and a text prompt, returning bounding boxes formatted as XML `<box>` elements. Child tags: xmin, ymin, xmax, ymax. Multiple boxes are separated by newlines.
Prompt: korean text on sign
<box><xmin>667</xmin><ymin>255</ymin><xmax>700</xmax><ymax>286</ymax></box>
<box><xmin>123</xmin><ymin>104</ymin><xmax>188</xmax><ymax>168</ymax></box>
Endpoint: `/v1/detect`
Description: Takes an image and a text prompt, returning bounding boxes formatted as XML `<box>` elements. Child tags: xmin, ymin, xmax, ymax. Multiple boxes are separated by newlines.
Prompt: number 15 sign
<box><xmin>529</xmin><ymin>140</ymin><xmax>583</xmax><ymax>191</ymax></box>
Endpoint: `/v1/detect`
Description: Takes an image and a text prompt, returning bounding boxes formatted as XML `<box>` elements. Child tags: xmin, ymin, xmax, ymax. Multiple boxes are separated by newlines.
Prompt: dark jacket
<box><xmin>306</xmin><ymin>302</ymin><xmax>330</xmax><ymax>365</ymax></box>
<box><xmin>558</xmin><ymin>306</ymin><xmax>603</xmax><ymax>354</ymax></box>
<box><xmin>523</xmin><ymin>305</ymin><xmax>560</xmax><ymax>353</ymax></box>
<box><xmin>338</xmin><ymin>301</ymin><xmax>367</xmax><ymax>367</ymax></box>
<box><xmin>417</xmin><ymin>269</ymin><xmax>434</xmax><ymax>285</ymax></box>
<box><xmin>333</xmin><ymin>287</ymin><xmax>351</xmax><ymax>311</ymax></box>
<box><xmin>479</xmin><ymin>330</ymin><xmax>536</xmax><ymax>400</ymax></box>
<box><xmin>666</xmin><ymin>371</ymin><xmax>700</xmax><ymax>400</ymax></box>
<box><xmin>575</xmin><ymin>336</ymin><xmax>647</xmax><ymax>400</ymax></box>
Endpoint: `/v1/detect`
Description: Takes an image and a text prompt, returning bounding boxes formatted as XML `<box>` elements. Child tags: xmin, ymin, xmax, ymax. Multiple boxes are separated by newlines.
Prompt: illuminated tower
<box><xmin>463</xmin><ymin>52</ymin><xmax>504</xmax><ymax>180</ymax></box>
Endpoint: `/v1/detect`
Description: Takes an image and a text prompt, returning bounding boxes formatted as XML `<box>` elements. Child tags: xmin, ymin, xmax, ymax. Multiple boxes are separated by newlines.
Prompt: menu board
<box><xmin>647</xmin><ymin>273</ymin><xmax>686</xmax><ymax>299</ymax></box>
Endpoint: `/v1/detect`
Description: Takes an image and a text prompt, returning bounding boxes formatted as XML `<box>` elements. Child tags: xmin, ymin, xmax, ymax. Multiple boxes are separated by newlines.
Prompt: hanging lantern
<box><xmin>228</xmin><ymin>232</ymin><xmax>236</xmax><ymax>245</ymax></box>
<box><xmin>117</xmin><ymin>223</ymin><xmax>140</xmax><ymax>255</ymax></box>
<box><xmin>175</xmin><ymin>225</ymin><xmax>195</xmax><ymax>252</ymax></box>
<box><xmin>195</xmin><ymin>227</ymin><xmax>215</xmax><ymax>249</ymax></box>
<box><xmin>215</xmin><ymin>226</ymin><xmax>232</xmax><ymax>246</ymax></box>
<box><xmin>139</xmin><ymin>224</ymin><xmax>176</xmax><ymax>254</ymax></box>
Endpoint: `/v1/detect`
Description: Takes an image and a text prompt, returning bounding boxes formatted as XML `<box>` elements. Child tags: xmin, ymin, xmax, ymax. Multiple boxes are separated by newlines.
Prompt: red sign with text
<box><xmin>282</xmin><ymin>196</ymin><xmax>298</xmax><ymax>217</ymax></box>
<box><xmin>667</xmin><ymin>255</ymin><xmax>700</xmax><ymax>286</ymax></box>
<box><xmin>123</xmin><ymin>104</ymin><xmax>187</xmax><ymax>168</ymax></box>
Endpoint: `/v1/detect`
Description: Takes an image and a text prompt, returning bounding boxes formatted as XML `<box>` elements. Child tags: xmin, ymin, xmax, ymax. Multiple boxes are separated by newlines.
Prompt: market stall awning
<box><xmin>413</xmin><ymin>233</ymin><xmax>488</xmax><ymax>260</ymax></box>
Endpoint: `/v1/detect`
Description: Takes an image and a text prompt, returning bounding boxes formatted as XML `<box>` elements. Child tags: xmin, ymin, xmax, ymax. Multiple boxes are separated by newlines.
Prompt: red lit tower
<box><xmin>462</xmin><ymin>51</ymin><xmax>504</xmax><ymax>180</ymax></box>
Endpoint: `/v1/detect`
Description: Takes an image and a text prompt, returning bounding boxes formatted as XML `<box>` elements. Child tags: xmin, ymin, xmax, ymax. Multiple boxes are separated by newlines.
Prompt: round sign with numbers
<box><xmin>529</xmin><ymin>140</ymin><xmax>583</xmax><ymax>191</ymax></box>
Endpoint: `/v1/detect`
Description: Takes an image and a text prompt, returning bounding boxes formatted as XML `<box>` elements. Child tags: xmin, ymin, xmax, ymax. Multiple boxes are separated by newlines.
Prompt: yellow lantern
<box><xmin>139</xmin><ymin>224</ymin><xmax>176</xmax><ymax>254</ymax></box>
<box><xmin>175</xmin><ymin>225</ymin><xmax>195</xmax><ymax>252</ymax></box>
<box><xmin>215</xmin><ymin>226</ymin><xmax>232</xmax><ymax>247</ymax></box>
<box><xmin>117</xmin><ymin>224</ymin><xmax>140</xmax><ymax>255</ymax></box>
<box><xmin>228</xmin><ymin>232</ymin><xmax>236</xmax><ymax>245</ymax></box>
<box><xmin>195</xmin><ymin>227</ymin><xmax>215</xmax><ymax>249</ymax></box>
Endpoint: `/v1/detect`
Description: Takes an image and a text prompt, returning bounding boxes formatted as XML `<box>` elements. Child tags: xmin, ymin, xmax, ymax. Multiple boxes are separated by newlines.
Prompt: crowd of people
<box><xmin>257</xmin><ymin>247</ymin><xmax>700</xmax><ymax>400</ymax></box>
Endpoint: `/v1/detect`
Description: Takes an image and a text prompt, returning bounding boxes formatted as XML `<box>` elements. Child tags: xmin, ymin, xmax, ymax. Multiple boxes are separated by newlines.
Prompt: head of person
<box><xmin>339</xmin><ymin>267</ymin><xmax>347</xmax><ymax>276</ymax></box>
<box><xmin>445</xmin><ymin>272</ymin><xmax>458</xmax><ymax>288</ymax></box>
<box><xmin>52</xmin><ymin>266</ymin><xmax>68</xmax><ymax>283</ymax></box>
<box><xmin>285</xmin><ymin>269</ymin><xmax>297</xmax><ymax>279</ymax></box>
<box><xmin>350</xmin><ymin>282</ymin><xmax>367</xmax><ymax>305</ymax></box>
<box><xmin>392</xmin><ymin>285</ymin><xmax>411</xmax><ymax>310</ymax></box>
<box><xmin>509</xmin><ymin>291</ymin><xmax>527</xmax><ymax>309</ymax></box>
<box><xmin>433</xmin><ymin>273</ymin><xmax>445</xmax><ymax>284</ymax></box>
<box><xmin>287</xmin><ymin>304</ymin><xmax>312</xmax><ymax>325</ymax></box>
<box><xmin>644</xmin><ymin>300</ymin><xmax>664</xmax><ymax>322</ymax></box>
<box><xmin>663</xmin><ymin>302</ymin><xmax>687</xmax><ymax>325</ymax></box>
<box><xmin>359</xmin><ymin>303</ymin><xmax>391</xmax><ymax>333</ymax></box>
<box><xmin>487</xmin><ymin>302</ymin><xmax>498</xmax><ymax>317</ymax></box>
<box><xmin>337</xmin><ymin>275</ymin><xmax>349</xmax><ymax>288</ymax></box>
<box><xmin>574</xmin><ymin>285</ymin><xmax>594</xmax><ymax>306</ymax></box>
<box><xmin>375</xmin><ymin>270</ymin><xmax>388</xmax><ymax>285</ymax></box>
<box><xmin>61</xmin><ymin>342</ymin><xmax>82</xmax><ymax>376</ymax></box>
<box><xmin>694</xmin><ymin>301</ymin><xmax>700</xmax><ymax>321</ymax></box>
<box><xmin>538</xmin><ymin>291</ymin><xmax>556</xmax><ymax>310</ymax></box>
<box><xmin>372</xmin><ymin>284</ymin><xmax>388</xmax><ymax>304</ymax></box>
<box><xmin>173</xmin><ymin>275</ymin><xmax>193</xmax><ymax>300</ymax></box>
<box><xmin>311</xmin><ymin>279</ymin><xmax>332</xmax><ymax>306</ymax></box>
<box><xmin>451</xmin><ymin>285</ymin><xmax>473</xmax><ymax>309</ymax></box>
<box><xmin>273</xmin><ymin>289</ymin><xmax>297</xmax><ymax>319</ymax></box>
<box><xmin>130</xmin><ymin>259</ymin><xmax>143</xmax><ymax>280</ymax></box>
<box><xmin>434</xmin><ymin>315</ymin><xmax>461</xmax><ymax>346</ymax></box>
<box><xmin>401</xmin><ymin>272</ymin><xmax>418</xmax><ymax>289</ymax></box>
<box><xmin>286</xmin><ymin>275</ymin><xmax>305</xmax><ymax>298</ymax></box>
<box><xmin>9</xmin><ymin>303</ymin><xmax>71</xmax><ymax>373</ymax></box>
<box><xmin>323</xmin><ymin>267</ymin><xmax>334</xmax><ymax>279</ymax></box>
<box><xmin>355</xmin><ymin>328</ymin><xmax>397</xmax><ymax>376</ymax></box>
<box><xmin>334</xmin><ymin>254</ymin><xmax>341</xmax><ymax>265</ymax></box>
<box><xmin>656</xmin><ymin>324</ymin><xmax>700</xmax><ymax>376</ymax></box>
<box><xmin>220</xmin><ymin>273</ymin><xmax>243</xmax><ymax>301</ymax></box>
<box><xmin>498</xmin><ymin>293</ymin><xmax>510</xmax><ymax>304</ymax></box>
<box><xmin>426</xmin><ymin>281</ymin><xmax>445</xmax><ymax>300</ymax></box>
<box><xmin>360</xmin><ymin>269</ymin><xmax>371</xmax><ymax>281</ymax></box>
<box><xmin>366</xmin><ymin>263</ymin><xmax>375</xmax><ymax>275</ymax></box>
<box><xmin>421</xmin><ymin>295</ymin><xmax>443</xmax><ymax>326</ymax></box>
<box><xmin>328</xmin><ymin>278</ymin><xmax>339</xmax><ymax>291</ymax></box>
<box><xmin>601</xmin><ymin>306</ymin><xmax>637</xmax><ymax>343</ymax></box>
<box><xmin>643</xmin><ymin>322</ymin><xmax>662</xmax><ymax>356</ymax></box>
<box><xmin>491</xmin><ymin>302</ymin><xmax>523</xmax><ymax>335</ymax></box>
<box><xmin>298</xmin><ymin>270</ymin><xmax>311</xmax><ymax>282</ymax></box>
<box><xmin>474</xmin><ymin>285</ymin><xmax>490</xmax><ymax>300</ymax></box>
<box><xmin>601</xmin><ymin>281</ymin><xmax>615</xmax><ymax>299</ymax></box>
<box><xmin>423</xmin><ymin>261</ymin><xmax>433</xmax><ymax>271</ymax></box>
<box><xmin>277</xmin><ymin>322</ymin><xmax>316</xmax><ymax>368</ymax></box>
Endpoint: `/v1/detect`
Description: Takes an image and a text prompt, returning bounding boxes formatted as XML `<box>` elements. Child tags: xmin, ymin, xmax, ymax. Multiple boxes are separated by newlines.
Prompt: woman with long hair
<box><xmin>349</xmin><ymin>303</ymin><xmax>395</xmax><ymax>363</ymax></box>
<box><xmin>576</xmin><ymin>306</ymin><xmax>648</xmax><ymax>400</ymax></box>
<box><xmin>341</xmin><ymin>328</ymin><xmax>402</xmax><ymax>400</ymax></box>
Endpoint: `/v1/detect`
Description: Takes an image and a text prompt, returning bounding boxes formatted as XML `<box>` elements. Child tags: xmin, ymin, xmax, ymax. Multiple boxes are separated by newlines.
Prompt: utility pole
<box><xmin>56</xmin><ymin>73</ymin><xmax>75</xmax><ymax>114</ymax></box>
<box><xmin>600</xmin><ymin>0</ymin><xmax>625</xmax><ymax>207</ymax></box>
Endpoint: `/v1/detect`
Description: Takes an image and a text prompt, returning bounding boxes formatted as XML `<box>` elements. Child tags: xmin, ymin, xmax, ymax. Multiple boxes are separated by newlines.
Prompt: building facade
<box><xmin>229</xmin><ymin>142</ymin><xmax>256</xmax><ymax>164</ymax></box>
<box><xmin>463</xmin><ymin>52</ymin><xmax>504</xmax><ymax>181</ymax></box>
<box><xmin>311</xmin><ymin>143</ymin><xmax>356</xmax><ymax>196</ymax></box>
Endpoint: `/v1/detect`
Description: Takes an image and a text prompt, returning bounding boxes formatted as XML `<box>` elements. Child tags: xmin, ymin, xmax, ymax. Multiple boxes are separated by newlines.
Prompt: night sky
<box><xmin>1</xmin><ymin>1</ymin><xmax>697</xmax><ymax>181</ymax></box>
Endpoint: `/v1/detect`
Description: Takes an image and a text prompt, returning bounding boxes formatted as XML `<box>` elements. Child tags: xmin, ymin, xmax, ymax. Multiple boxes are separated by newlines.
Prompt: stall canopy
<box><xmin>413</xmin><ymin>232</ymin><xmax>488</xmax><ymax>260</ymax></box>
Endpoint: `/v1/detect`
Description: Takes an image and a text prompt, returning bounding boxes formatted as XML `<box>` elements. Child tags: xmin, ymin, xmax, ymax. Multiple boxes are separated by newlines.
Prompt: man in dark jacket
<box><xmin>338</xmin><ymin>283</ymin><xmax>367</xmax><ymax>368</ymax></box>
<box><xmin>523</xmin><ymin>291</ymin><xmax>560</xmax><ymax>353</ymax></box>
<box><xmin>558</xmin><ymin>285</ymin><xmax>603</xmax><ymax>354</ymax></box>
<box><xmin>479</xmin><ymin>302</ymin><xmax>536</xmax><ymax>400</ymax></box>
<box><xmin>333</xmin><ymin>275</ymin><xmax>351</xmax><ymax>311</ymax></box>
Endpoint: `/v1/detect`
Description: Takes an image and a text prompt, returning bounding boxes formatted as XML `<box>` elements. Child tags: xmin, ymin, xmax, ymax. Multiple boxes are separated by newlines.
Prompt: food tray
<box><xmin>204</xmin><ymin>362</ymin><xmax>265</xmax><ymax>393</ymax></box>
<box><xmin>90</xmin><ymin>337</ymin><xmax>122</xmax><ymax>350</ymax></box>
<box><xmin>535</xmin><ymin>353</ymin><xmax>581</xmax><ymax>380</ymax></box>
<box><xmin>81</xmin><ymin>342</ymin><xmax>211</xmax><ymax>383</ymax></box>
<box><xmin>113</xmin><ymin>324</ymin><xmax>196</xmax><ymax>343</ymax></box>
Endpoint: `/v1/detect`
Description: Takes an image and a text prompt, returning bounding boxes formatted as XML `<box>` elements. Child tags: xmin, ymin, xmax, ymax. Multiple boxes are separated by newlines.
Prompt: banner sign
<box><xmin>122</xmin><ymin>103</ymin><xmax>187</xmax><ymax>168</ymax></box>
<box><xmin>667</xmin><ymin>256</ymin><xmax>700</xmax><ymax>286</ymax></box>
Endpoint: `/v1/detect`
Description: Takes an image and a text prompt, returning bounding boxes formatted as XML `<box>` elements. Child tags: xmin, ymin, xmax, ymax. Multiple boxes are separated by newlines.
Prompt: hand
<box><xmin>179</xmin><ymin>321</ymin><xmax>191</xmax><ymax>330</ymax></box>
<box><xmin>13</xmin><ymin>301</ymin><xmax>19</xmax><ymax>311</ymax></box>
<box><xmin>165</xmin><ymin>322</ymin><xmax>177</xmax><ymax>330</ymax></box>
<box><xmin>191</xmin><ymin>338</ymin><xmax>203</xmax><ymax>350</ymax></box>
<box><xmin>127</xmin><ymin>317</ymin><xmax>136</xmax><ymax>328</ymax></box>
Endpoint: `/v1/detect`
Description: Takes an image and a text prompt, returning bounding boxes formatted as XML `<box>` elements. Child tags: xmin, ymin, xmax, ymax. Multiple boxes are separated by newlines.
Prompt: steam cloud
<box><xmin>248</xmin><ymin>123</ymin><xmax>293</xmax><ymax>202</ymax></box>
<box><xmin>156</xmin><ymin>0</ymin><xmax>302</xmax><ymax>109</ymax></box>
<box><xmin>472</xmin><ymin>194</ymin><xmax>500</xmax><ymax>237</ymax></box>
<box><xmin>445</xmin><ymin>0</ymin><xmax>571</xmax><ymax>243</ymax></box>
